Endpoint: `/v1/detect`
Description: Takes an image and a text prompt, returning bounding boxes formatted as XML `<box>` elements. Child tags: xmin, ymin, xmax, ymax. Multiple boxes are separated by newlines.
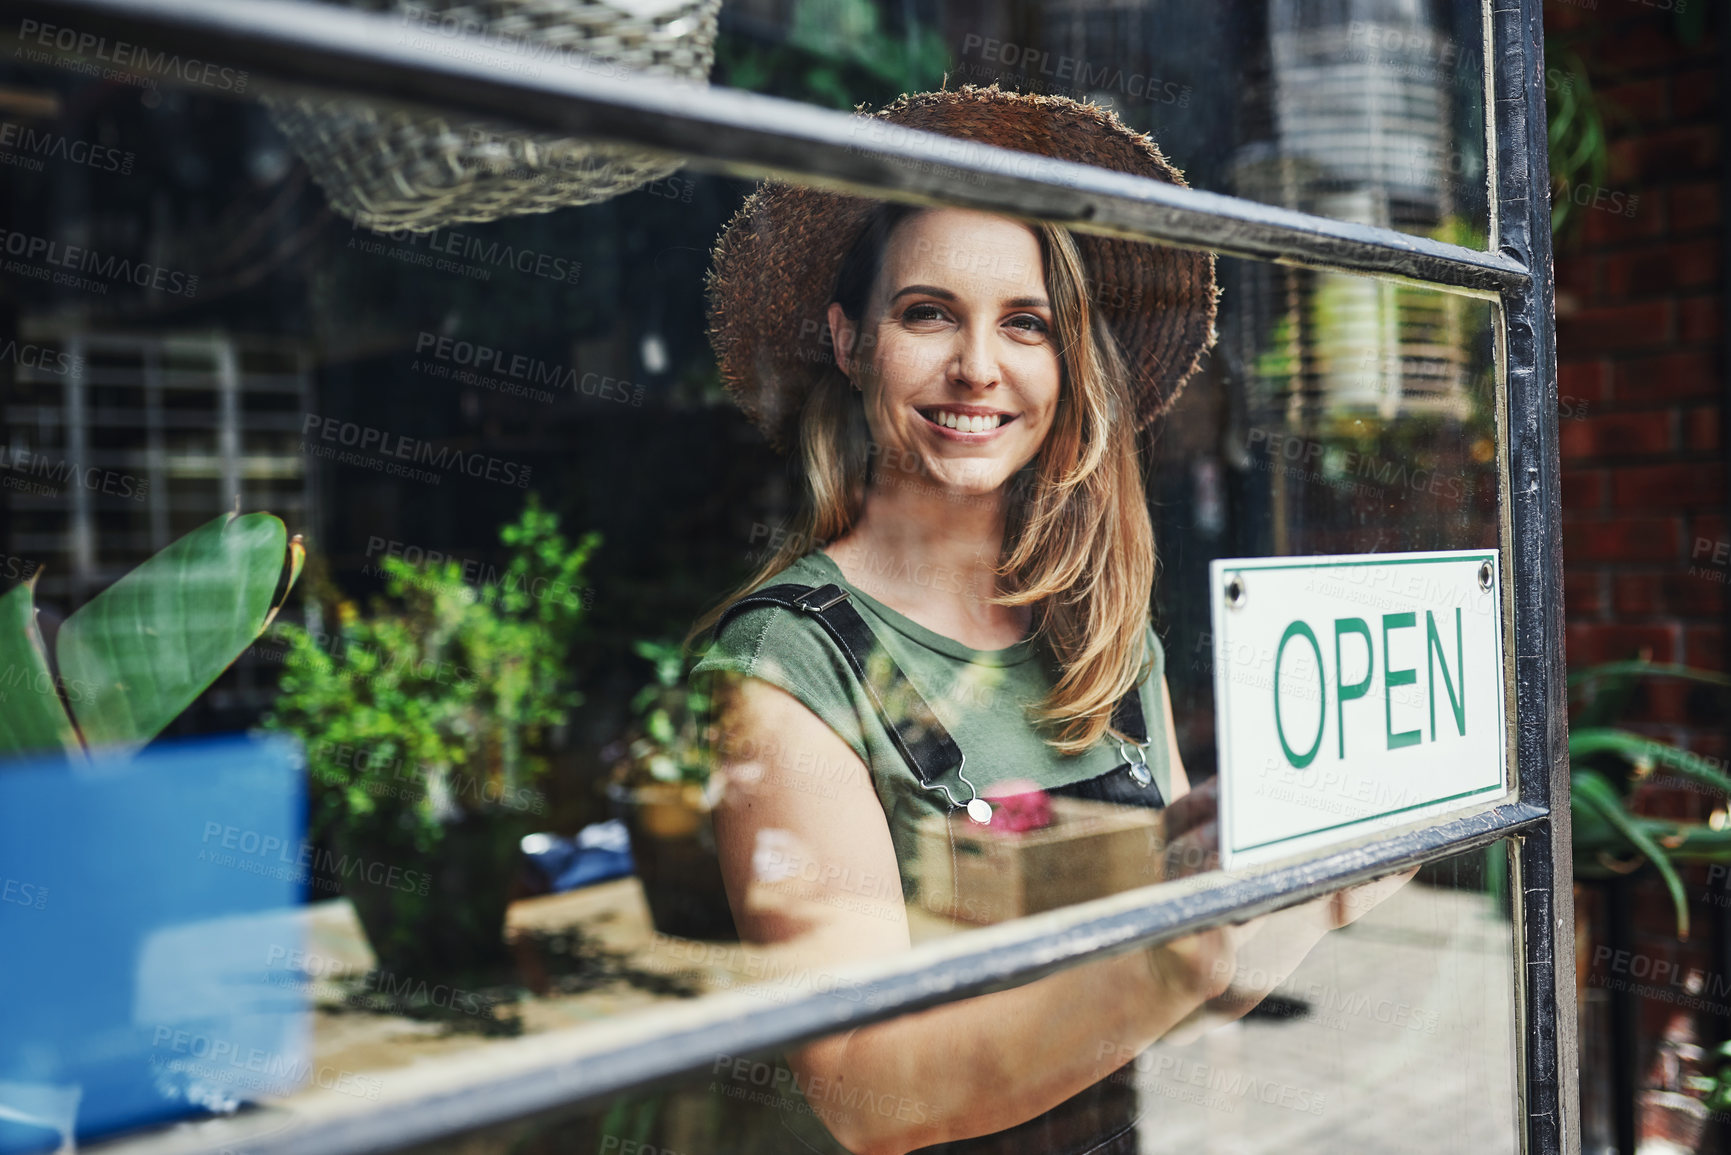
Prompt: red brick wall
<box><xmin>1552</xmin><ymin>3</ymin><xmax>1724</xmax><ymax>743</ymax></box>
<box><xmin>1548</xmin><ymin>1</ymin><xmax>1727</xmax><ymax>1142</ymax></box>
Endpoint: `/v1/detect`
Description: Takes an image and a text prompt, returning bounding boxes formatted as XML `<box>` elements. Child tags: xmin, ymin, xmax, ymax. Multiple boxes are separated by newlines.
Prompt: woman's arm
<box><xmin>1150</xmin><ymin>678</ymin><xmax>1418</xmax><ymax>1043</ymax></box>
<box><xmin>709</xmin><ymin>673</ymin><xmax>1243</xmax><ymax>1155</ymax></box>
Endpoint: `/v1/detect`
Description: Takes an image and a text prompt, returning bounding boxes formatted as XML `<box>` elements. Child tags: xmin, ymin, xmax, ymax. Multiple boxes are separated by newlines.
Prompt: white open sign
<box><xmin>1208</xmin><ymin>550</ymin><xmax>1510</xmax><ymax>868</ymax></box>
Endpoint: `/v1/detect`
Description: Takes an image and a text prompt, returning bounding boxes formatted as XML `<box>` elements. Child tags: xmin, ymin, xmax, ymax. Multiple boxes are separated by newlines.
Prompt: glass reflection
<box><xmin>665</xmin><ymin>83</ymin><xmax>1490</xmax><ymax>1143</ymax></box>
<box><xmin>383</xmin><ymin>843</ymin><xmax>1516</xmax><ymax>1155</ymax></box>
<box><xmin>0</xmin><ymin>19</ymin><xmax>1505</xmax><ymax>1151</ymax></box>
<box><xmin>712</xmin><ymin>0</ymin><xmax>1489</xmax><ymax>242</ymax></box>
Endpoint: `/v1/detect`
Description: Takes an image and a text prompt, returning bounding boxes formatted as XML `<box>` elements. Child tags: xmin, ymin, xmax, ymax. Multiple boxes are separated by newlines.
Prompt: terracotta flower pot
<box><xmin>335</xmin><ymin>808</ymin><xmax>526</xmax><ymax>980</ymax></box>
<box><xmin>608</xmin><ymin>781</ymin><xmax>737</xmax><ymax>941</ymax></box>
<box><xmin>634</xmin><ymin>781</ymin><xmax>707</xmax><ymax>840</ymax></box>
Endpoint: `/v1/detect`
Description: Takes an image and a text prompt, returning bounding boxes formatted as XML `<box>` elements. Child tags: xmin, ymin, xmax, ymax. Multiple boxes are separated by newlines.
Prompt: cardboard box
<box><xmin>914</xmin><ymin>796</ymin><xmax>1163</xmax><ymax>924</ymax></box>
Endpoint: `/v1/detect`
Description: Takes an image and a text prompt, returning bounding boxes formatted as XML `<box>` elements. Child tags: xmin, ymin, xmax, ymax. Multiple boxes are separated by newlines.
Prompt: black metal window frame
<box><xmin>4</xmin><ymin>1</ymin><xmax>1573</xmax><ymax>1152</ymax></box>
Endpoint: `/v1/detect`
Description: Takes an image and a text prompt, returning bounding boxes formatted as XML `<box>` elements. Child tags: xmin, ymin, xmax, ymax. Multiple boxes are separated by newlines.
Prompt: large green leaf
<box><xmin>1573</xmin><ymin>769</ymin><xmax>1690</xmax><ymax>940</ymax></box>
<box><xmin>1569</xmin><ymin>660</ymin><xmax>1731</xmax><ymax>693</ymax></box>
<box><xmin>1569</xmin><ymin>661</ymin><xmax>1731</xmax><ymax>730</ymax></box>
<box><xmin>58</xmin><ymin>511</ymin><xmax>289</xmax><ymax>753</ymax></box>
<box><xmin>1571</xmin><ymin>726</ymin><xmax>1731</xmax><ymax>796</ymax></box>
<box><xmin>0</xmin><ymin>575</ymin><xmax>82</xmax><ymax>758</ymax></box>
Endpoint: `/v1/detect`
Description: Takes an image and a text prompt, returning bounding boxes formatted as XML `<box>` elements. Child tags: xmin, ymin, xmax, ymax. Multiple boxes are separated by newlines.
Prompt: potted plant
<box><xmin>1684</xmin><ymin>1039</ymin><xmax>1731</xmax><ymax>1137</ymax></box>
<box><xmin>606</xmin><ymin>639</ymin><xmax>736</xmax><ymax>941</ymax></box>
<box><xmin>262</xmin><ymin>496</ymin><xmax>597</xmax><ymax>979</ymax></box>
<box><xmin>1568</xmin><ymin>661</ymin><xmax>1731</xmax><ymax>941</ymax></box>
<box><xmin>1567</xmin><ymin>660</ymin><xmax>1731</xmax><ymax>1148</ymax></box>
<box><xmin>0</xmin><ymin>508</ymin><xmax>302</xmax><ymax>758</ymax></box>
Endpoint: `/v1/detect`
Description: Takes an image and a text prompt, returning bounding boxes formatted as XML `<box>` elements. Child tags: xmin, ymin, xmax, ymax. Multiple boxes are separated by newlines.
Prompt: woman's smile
<box><xmin>917</xmin><ymin>404</ymin><xmax>1020</xmax><ymax>439</ymax></box>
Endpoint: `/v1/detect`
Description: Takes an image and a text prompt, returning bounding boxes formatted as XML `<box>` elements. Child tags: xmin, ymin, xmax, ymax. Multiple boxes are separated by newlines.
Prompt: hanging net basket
<box><xmin>265</xmin><ymin>0</ymin><xmax>720</xmax><ymax>232</ymax></box>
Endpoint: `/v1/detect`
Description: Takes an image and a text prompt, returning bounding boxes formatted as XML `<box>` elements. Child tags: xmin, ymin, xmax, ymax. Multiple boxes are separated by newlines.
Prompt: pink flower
<box><xmin>979</xmin><ymin>778</ymin><xmax>1052</xmax><ymax>832</ymax></box>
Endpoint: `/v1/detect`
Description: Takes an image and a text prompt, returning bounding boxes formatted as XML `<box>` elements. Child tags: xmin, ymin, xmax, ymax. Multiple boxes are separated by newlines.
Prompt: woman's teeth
<box><xmin>930</xmin><ymin>411</ymin><xmax>1006</xmax><ymax>433</ymax></box>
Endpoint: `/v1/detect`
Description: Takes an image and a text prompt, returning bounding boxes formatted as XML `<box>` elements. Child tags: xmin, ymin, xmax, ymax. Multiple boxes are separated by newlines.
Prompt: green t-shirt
<box><xmin>691</xmin><ymin>548</ymin><xmax>1172</xmax><ymax>901</ymax></box>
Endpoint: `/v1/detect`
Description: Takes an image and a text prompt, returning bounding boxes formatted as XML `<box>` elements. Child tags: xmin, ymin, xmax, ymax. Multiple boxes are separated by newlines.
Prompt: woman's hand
<box><xmin>1169</xmin><ymin>865</ymin><xmax>1422</xmax><ymax>1039</ymax></box>
<box><xmin>1154</xmin><ymin>774</ymin><xmax>1220</xmax><ymax>881</ymax></box>
<box><xmin>1141</xmin><ymin>921</ymin><xmax>1240</xmax><ymax>1005</ymax></box>
<box><xmin>1328</xmin><ymin>866</ymin><xmax>1419</xmax><ymax>928</ymax></box>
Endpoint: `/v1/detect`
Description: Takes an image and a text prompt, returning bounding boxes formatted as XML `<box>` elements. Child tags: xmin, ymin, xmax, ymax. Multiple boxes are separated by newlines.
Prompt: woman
<box><xmin>687</xmin><ymin>87</ymin><xmax>1397</xmax><ymax>1155</ymax></box>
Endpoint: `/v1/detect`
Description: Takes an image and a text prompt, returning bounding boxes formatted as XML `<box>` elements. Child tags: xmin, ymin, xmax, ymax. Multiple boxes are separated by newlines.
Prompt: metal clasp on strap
<box><xmin>792</xmin><ymin>585</ymin><xmax>850</xmax><ymax>614</ymax></box>
<box><xmin>924</xmin><ymin>752</ymin><xmax>993</xmax><ymax>825</ymax></box>
<box><xmin>1119</xmin><ymin>739</ymin><xmax>1154</xmax><ymax>788</ymax></box>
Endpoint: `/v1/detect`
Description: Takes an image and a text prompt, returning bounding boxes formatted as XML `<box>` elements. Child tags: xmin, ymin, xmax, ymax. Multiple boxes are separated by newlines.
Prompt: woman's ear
<box><xmin>826</xmin><ymin>302</ymin><xmax>859</xmax><ymax>384</ymax></box>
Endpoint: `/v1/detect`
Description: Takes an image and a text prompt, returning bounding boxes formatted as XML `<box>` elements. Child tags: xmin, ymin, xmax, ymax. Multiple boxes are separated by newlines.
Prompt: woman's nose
<box><xmin>950</xmin><ymin>324</ymin><xmax>1000</xmax><ymax>390</ymax></box>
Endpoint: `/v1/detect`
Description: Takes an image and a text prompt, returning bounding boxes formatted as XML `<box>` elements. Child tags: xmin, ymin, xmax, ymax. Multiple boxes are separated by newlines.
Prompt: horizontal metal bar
<box><xmin>2</xmin><ymin>0</ymin><xmax>1529</xmax><ymax>295</ymax></box>
<box><xmin>88</xmin><ymin>800</ymin><xmax>1544</xmax><ymax>1155</ymax></box>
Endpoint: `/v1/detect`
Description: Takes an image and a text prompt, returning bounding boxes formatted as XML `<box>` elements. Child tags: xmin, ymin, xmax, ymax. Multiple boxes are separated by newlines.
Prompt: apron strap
<box><xmin>711</xmin><ymin>583</ymin><xmax>1151</xmax><ymax>786</ymax></box>
<box><xmin>715</xmin><ymin>583</ymin><xmax>958</xmax><ymax>785</ymax></box>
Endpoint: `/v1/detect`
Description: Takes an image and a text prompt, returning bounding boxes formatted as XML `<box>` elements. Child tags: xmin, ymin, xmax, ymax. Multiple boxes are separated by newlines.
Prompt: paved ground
<box><xmin>1133</xmin><ymin>882</ymin><xmax>1520</xmax><ymax>1154</ymax></box>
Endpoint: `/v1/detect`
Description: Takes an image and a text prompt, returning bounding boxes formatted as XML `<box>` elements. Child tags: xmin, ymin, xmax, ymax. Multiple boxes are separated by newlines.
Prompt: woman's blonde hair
<box><xmin>688</xmin><ymin>204</ymin><xmax>1156</xmax><ymax>756</ymax></box>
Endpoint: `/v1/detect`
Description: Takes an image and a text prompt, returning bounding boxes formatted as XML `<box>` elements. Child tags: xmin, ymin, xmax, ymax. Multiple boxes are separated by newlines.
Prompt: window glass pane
<box><xmin>50</xmin><ymin>0</ymin><xmax>1494</xmax><ymax>245</ymax></box>
<box><xmin>1159</xmin><ymin>260</ymin><xmax>1502</xmax><ymax>787</ymax></box>
<box><xmin>709</xmin><ymin>0</ymin><xmax>1490</xmax><ymax>243</ymax></box>
<box><xmin>0</xmin><ymin>34</ymin><xmax>1508</xmax><ymax>1152</ymax></box>
<box><xmin>375</xmin><ymin>841</ymin><xmax>1519</xmax><ymax>1154</ymax></box>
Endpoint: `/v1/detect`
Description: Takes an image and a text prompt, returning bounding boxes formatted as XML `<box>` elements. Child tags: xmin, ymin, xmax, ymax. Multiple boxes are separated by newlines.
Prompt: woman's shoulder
<box><xmin>690</xmin><ymin>551</ymin><xmax>851</xmax><ymax>680</ymax></box>
<box><xmin>1132</xmin><ymin>619</ymin><xmax>1168</xmax><ymax>731</ymax></box>
<box><xmin>1142</xmin><ymin>619</ymin><xmax>1167</xmax><ymax>675</ymax></box>
<box><xmin>747</xmin><ymin>549</ymin><xmax>838</xmax><ymax>594</ymax></box>
<box><xmin>690</xmin><ymin>551</ymin><xmax>870</xmax><ymax>762</ymax></box>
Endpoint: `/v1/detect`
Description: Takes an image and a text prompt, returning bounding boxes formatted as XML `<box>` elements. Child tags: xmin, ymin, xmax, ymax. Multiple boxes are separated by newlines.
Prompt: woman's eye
<box><xmin>902</xmin><ymin>304</ymin><xmax>946</xmax><ymax>323</ymax></box>
<box><xmin>1007</xmin><ymin>314</ymin><xmax>1049</xmax><ymax>334</ymax></box>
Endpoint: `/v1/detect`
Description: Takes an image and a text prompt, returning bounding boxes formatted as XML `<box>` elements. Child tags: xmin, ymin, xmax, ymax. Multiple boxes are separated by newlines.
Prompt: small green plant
<box><xmin>1687</xmin><ymin>1041</ymin><xmax>1731</xmax><ymax>1113</ymax></box>
<box><xmin>1569</xmin><ymin>661</ymin><xmax>1731</xmax><ymax>941</ymax></box>
<box><xmin>1545</xmin><ymin>40</ymin><xmax>1608</xmax><ymax>239</ymax></box>
<box><xmin>618</xmin><ymin>638</ymin><xmax>713</xmax><ymax>786</ymax></box>
<box><xmin>261</xmin><ymin>495</ymin><xmax>598</xmax><ymax>974</ymax></box>
<box><xmin>714</xmin><ymin>0</ymin><xmax>949</xmax><ymax>112</ymax></box>
<box><xmin>264</xmin><ymin>495</ymin><xmax>597</xmax><ymax>848</ymax></box>
<box><xmin>0</xmin><ymin>508</ymin><xmax>301</xmax><ymax>759</ymax></box>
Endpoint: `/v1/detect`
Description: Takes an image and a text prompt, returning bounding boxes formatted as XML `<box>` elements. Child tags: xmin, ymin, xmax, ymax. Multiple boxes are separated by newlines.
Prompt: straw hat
<box><xmin>705</xmin><ymin>85</ymin><xmax>1218</xmax><ymax>453</ymax></box>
